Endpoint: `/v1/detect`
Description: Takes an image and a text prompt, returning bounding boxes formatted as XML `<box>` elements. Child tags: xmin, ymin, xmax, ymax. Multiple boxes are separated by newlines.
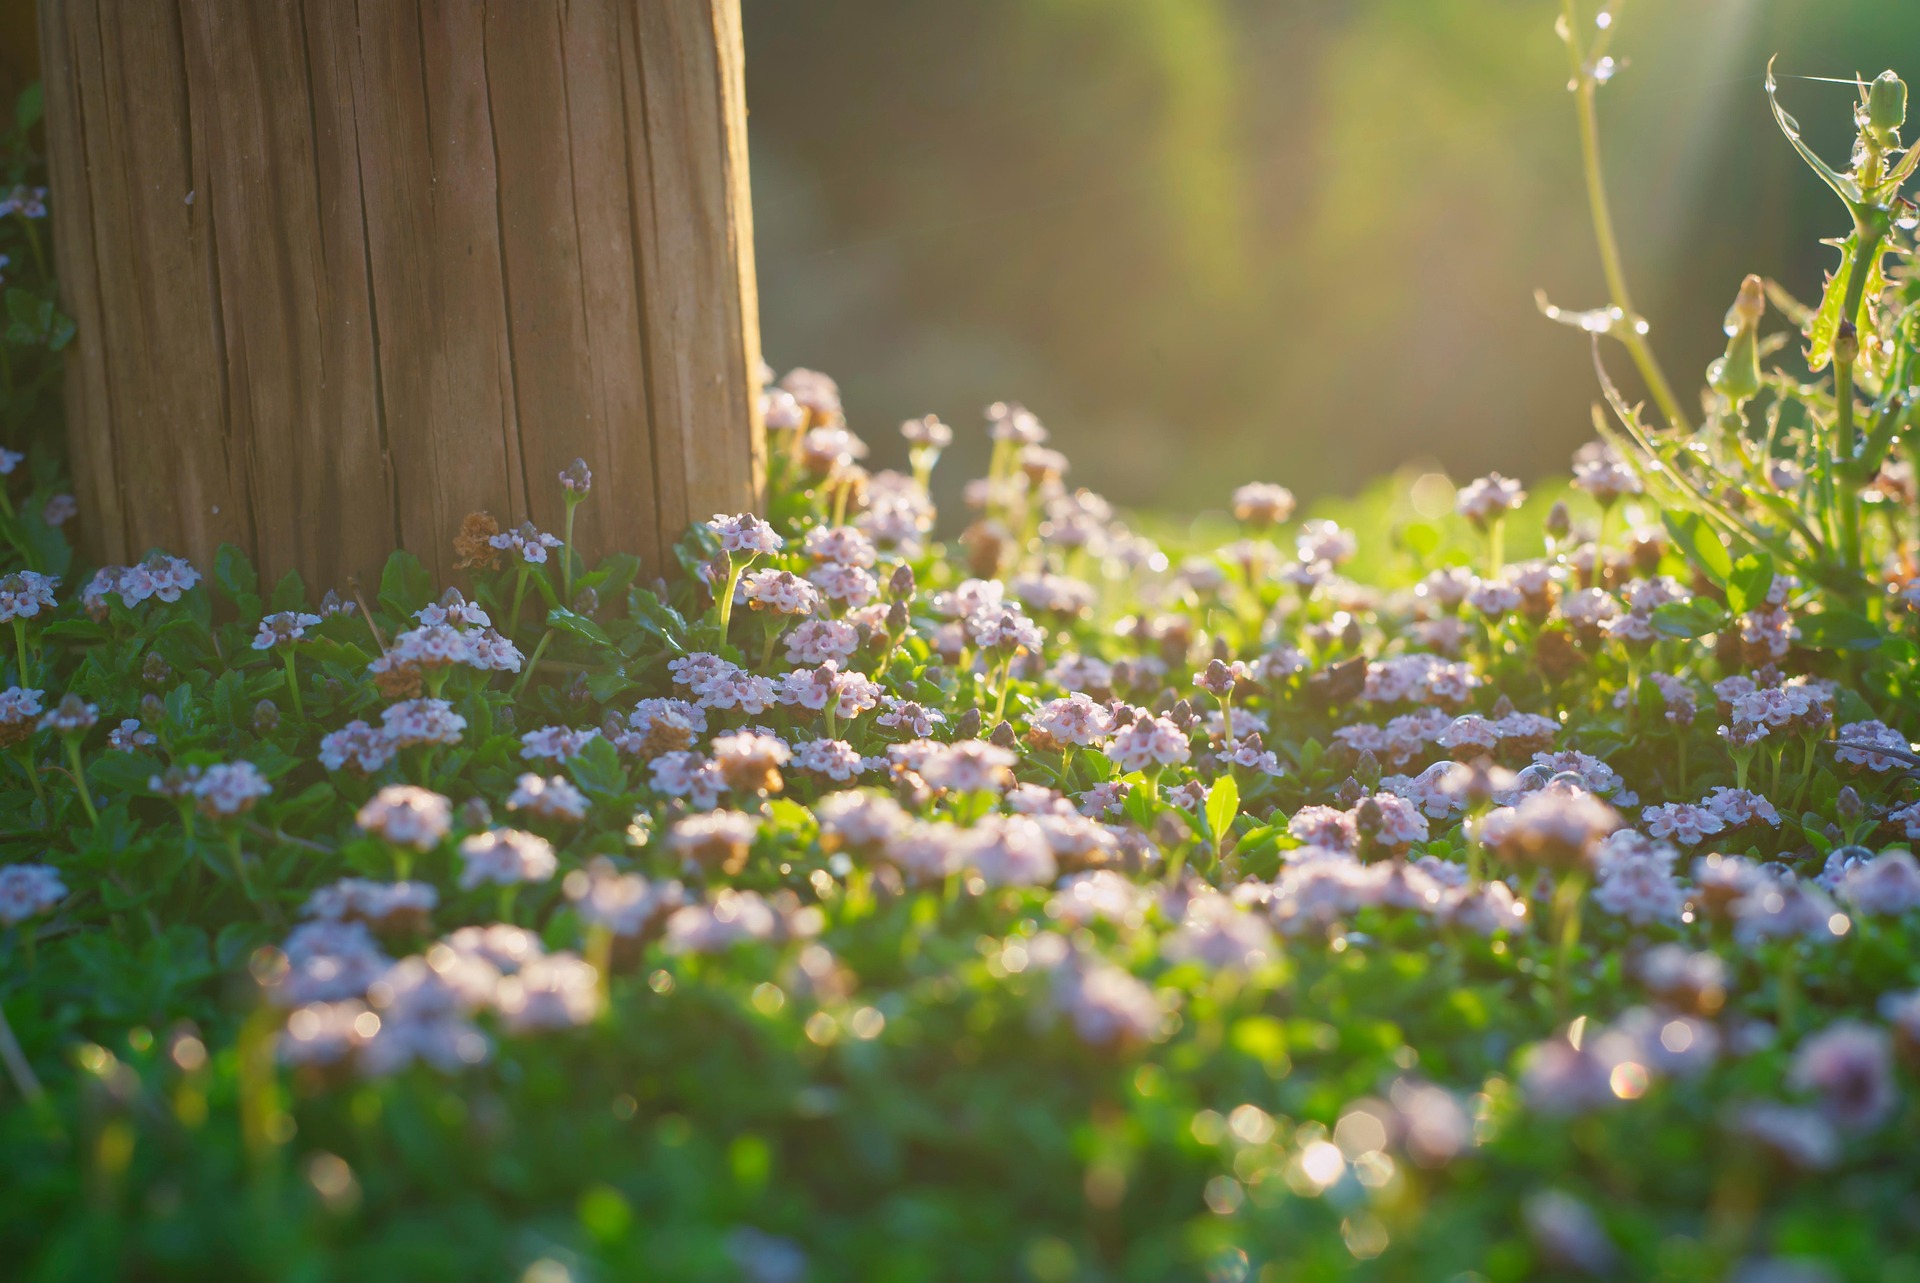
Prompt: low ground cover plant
<box><xmin>10</xmin><ymin>13</ymin><xmax>1920</xmax><ymax>1283</ymax></box>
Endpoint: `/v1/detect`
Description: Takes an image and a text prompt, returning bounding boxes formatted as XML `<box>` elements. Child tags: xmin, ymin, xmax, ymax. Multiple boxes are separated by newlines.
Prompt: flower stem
<box><xmin>1552</xmin><ymin>869</ymin><xmax>1588</xmax><ymax>1020</ymax></box>
<box><xmin>14</xmin><ymin>748</ymin><xmax>44</xmax><ymax>811</ymax></box>
<box><xmin>11</xmin><ymin>619</ymin><xmax>28</xmax><ymax>685</ymax></box>
<box><xmin>281</xmin><ymin>650</ymin><xmax>305</xmax><ymax>722</ymax></box>
<box><xmin>63</xmin><ymin>738</ymin><xmax>98</xmax><ymax>826</ymax></box>
<box><xmin>1559</xmin><ymin>0</ymin><xmax>1690</xmax><ymax>433</ymax></box>
<box><xmin>0</xmin><ymin>1000</ymin><xmax>45</xmax><ymax>1105</ymax></box>
<box><xmin>1832</xmin><ymin>223</ymin><xmax>1886</xmax><ymax>571</ymax></box>
<box><xmin>717</xmin><ymin>556</ymin><xmax>748</xmax><ymax>643</ymax></box>
<box><xmin>561</xmin><ymin>497</ymin><xmax>581</xmax><ymax>606</ymax></box>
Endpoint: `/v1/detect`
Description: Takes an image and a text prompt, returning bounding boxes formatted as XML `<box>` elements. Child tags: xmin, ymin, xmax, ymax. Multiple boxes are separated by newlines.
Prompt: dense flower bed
<box><xmin>3</xmin><ymin>362</ymin><xmax>1920</xmax><ymax>1281</ymax></box>
<box><xmin>12</xmin><ymin>35</ymin><xmax>1920</xmax><ymax>1283</ymax></box>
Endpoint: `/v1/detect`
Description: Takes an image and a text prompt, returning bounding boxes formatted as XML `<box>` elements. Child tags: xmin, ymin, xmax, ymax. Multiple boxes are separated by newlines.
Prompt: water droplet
<box><xmin>1594</xmin><ymin>56</ymin><xmax>1617</xmax><ymax>84</ymax></box>
<box><xmin>1595</xmin><ymin>10</ymin><xmax>1613</xmax><ymax>29</ymax></box>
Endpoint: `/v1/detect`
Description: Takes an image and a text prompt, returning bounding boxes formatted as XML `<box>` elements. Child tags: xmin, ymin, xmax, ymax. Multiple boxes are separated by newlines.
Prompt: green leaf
<box><xmin>212</xmin><ymin>543</ymin><xmax>262</xmax><ymax>619</ymax></box>
<box><xmin>88</xmin><ymin>752</ymin><xmax>161</xmax><ymax>796</ymax></box>
<box><xmin>1650</xmin><ymin>599</ymin><xmax>1730</xmax><ymax>640</ymax></box>
<box><xmin>566</xmin><ymin>735</ymin><xmax>627</xmax><ymax>798</ymax></box>
<box><xmin>1766</xmin><ymin>58</ymin><xmax>1865</xmax><ymax>208</ymax></box>
<box><xmin>268</xmin><ymin>569</ymin><xmax>309</xmax><ymax>614</ymax></box>
<box><xmin>1797</xmin><ymin>610</ymin><xmax>1883</xmax><ymax>651</ymax></box>
<box><xmin>1802</xmin><ymin>235</ymin><xmax>1886</xmax><ymax>374</ymax></box>
<box><xmin>1724</xmin><ymin>552</ymin><xmax>1775</xmax><ymax>616</ymax></box>
<box><xmin>1204</xmin><ymin>775</ymin><xmax>1240</xmax><ymax>848</ymax></box>
<box><xmin>377</xmin><ymin>550</ymin><xmax>434</xmax><ymax>618</ymax></box>
<box><xmin>546</xmin><ymin>606</ymin><xmax>613</xmax><ymax>649</ymax></box>
<box><xmin>1661</xmin><ymin>511</ymin><xmax>1731</xmax><ymax>586</ymax></box>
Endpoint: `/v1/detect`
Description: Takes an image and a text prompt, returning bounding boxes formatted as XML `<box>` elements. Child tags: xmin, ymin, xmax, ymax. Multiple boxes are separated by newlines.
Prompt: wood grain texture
<box><xmin>38</xmin><ymin>0</ymin><xmax>763</xmax><ymax>591</ymax></box>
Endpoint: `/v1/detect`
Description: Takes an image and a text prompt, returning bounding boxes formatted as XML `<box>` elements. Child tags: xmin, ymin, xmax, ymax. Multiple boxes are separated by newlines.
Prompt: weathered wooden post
<box><xmin>36</xmin><ymin>0</ymin><xmax>764</xmax><ymax>591</ymax></box>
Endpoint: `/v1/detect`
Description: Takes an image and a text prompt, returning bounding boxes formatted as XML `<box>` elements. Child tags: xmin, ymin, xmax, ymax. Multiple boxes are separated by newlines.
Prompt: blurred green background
<box><xmin>743</xmin><ymin>0</ymin><xmax>1920</xmax><ymax>514</ymax></box>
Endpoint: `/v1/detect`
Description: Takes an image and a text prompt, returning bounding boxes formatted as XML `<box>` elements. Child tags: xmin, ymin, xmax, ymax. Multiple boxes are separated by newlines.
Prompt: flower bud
<box><xmin>140</xmin><ymin>693</ymin><xmax>166</xmax><ymax>724</ymax></box>
<box><xmin>989</xmin><ymin>720</ymin><xmax>1018</xmax><ymax>750</ymax></box>
<box><xmin>1355</xmin><ymin>749</ymin><xmax>1381</xmax><ymax>787</ymax></box>
<box><xmin>1834</xmin><ymin>320</ymin><xmax>1860</xmax><ymax>366</ymax></box>
<box><xmin>460</xmin><ymin>797</ymin><xmax>493</xmax><ymax>830</ymax></box>
<box><xmin>559</xmin><ymin>457</ymin><xmax>593</xmax><ymax>495</ymax></box>
<box><xmin>1335</xmin><ymin>776</ymin><xmax>1364</xmax><ymax>808</ymax></box>
<box><xmin>253</xmin><ymin>699</ymin><xmax>280</xmax><ymax>733</ymax></box>
<box><xmin>1198</xmin><ymin>658</ymin><xmax>1234</xmax><ymax>698</ymax></box>
<box><xmin>1709</xmin><ymin>275</ymin><xmax>1765</xmax><ymax>404</ymax></box>
<box><xmin>886</xmin><ymin>599</ymin><xmax>910</xmax><ymax>636</ymax></box>
<box><xmin>1837</xmin><ymin>785</ymin><xmax>1863</xmax><ymax>823</ymax></box>
<box><xmin>142</xmin><ymin>652</ymin><xmax>173</xmax><ymax>687</ymax></box>
<box><xmin>888</xmin><ymin>563</ymin><xmax>916</xmax><ymax>601</ymax></box>
<box><xmin>954</xmin><ymin>707</ymin><xmax>982</xmax><ymax>740</ymax></box>
<box><xmin>1545</xmin><ymin>501</ymin><xmax>1572</xmax><ymax>541</ymax></box>
<box><xmin>1870</xmin><ymin>70</ymin><xmax>1907</xmax><ymax>138</ymax></box>
<box><xmin>571</xmin><ymin>585</ymin><xmax>599</xmax><ymax>616</ymax></box>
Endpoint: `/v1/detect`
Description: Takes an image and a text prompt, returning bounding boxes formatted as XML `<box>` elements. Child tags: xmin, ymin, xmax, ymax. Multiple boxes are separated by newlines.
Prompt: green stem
<box><xmin>1788</xmin><ymin>734</ymin><xmax>1818</xmax><ymax>813</ymax></box>
<box><xmin>759</xmin><ymin>619</ymin><xmax>784</xmax><ymax>672</ymax></box>
<box><xmin>1553</xmin><ymin>869</ymin><xmax>1589</xmax><ymax>1020</ymax></box>
<box><xmin>990</xmin><ymin>656</ymin><xmax>1012</xmax><ymax>725</ymax></box>
<box><xmin>0</xmin><ymin>999</ymin><xmax>44</xmax><ymax>1105</ymax></box>
<box><xmin>716</xmin><ymin>556</ymin><xmax>748</xmax><ymax>643</ymax></box>
<box><xmin>508</xmin><ymin>568</ymin><xmax>530</xmax><ymax>637</ymax></box>
<box><xmin>1777</xmin><ymin>946</ymin><xmax>1800</xmax><ymax>1035</ymax></box>
<box><xmin>11</xmin><ymin>619</ymin><xmax>27</xmax><ymax>685</ymax></box>
<box><xmin>1832</xmin><ymin>224</ymin><xmax>1886</xmax><ymax>571</ymax></box>
<box><xmin>226</xmin><ymin>830</ymin><xmax>260</xmax><ymax>905</ymax></box>
<box><xmin>1560</xmin><ymin>0</ymin><xmax>1690</xmax><ymax>433</ymax></box>
<box><xmin>561</xmin><ymin>497</ymin><xmax>580</xmax><ymax>606</ymax></box>
<box><xmin>63</xmin><ymin>738</ymin><xmax>98</xmax><ymax>826</ymax></box>
<box><xmin>512</xmin><ymin>630</ymin><xmax>554</xmax><ymax>699</ymax></box>
<box><xmin>281</xmin><ymin>650</ymin><xmax>304</xmax><ymax>722</ymax></box>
